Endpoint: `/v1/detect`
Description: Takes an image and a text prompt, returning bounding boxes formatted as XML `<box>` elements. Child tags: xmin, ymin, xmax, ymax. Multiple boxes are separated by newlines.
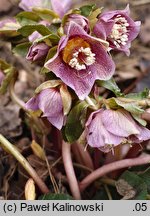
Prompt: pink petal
<box><xmin>86</xmin><ymin>110</ymin><xmax>123</xmax><ymax>148</ymax></box>
<box><xmin>51</xmin><ymin>0</ymin><xmax>72</xmax><ymax>18</ymax></box>
<box><xmin>101</xmin><ymin>109</ymin><xmax>140</xmax><ymax>137</ymax></box>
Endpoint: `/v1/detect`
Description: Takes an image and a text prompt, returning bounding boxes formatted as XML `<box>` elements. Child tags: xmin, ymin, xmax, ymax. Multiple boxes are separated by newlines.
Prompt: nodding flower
<box><xmin>45</xmin><ymin>22</ymin><xmax>115</xmax><ymax>100</ymax></box>
<box><xmin>94</xmin><ymin>5</ymin><xmax>141</xmax><ymax>56</ymax></box>
<box><xmin>85</xmin><ymin>108</ymin><xmax>150</xmax><ymax>152</ymax></box>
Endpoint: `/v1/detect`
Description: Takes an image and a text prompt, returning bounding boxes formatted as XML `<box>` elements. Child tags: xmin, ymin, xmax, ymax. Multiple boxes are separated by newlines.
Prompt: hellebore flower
<box><xmin>51</xmin><ymin>0</ymin><xmax>72</xmax><ymax>18</ymax></box>
<box><xmin>26</xmin><ymin>43</ymin><xmax>49</xmax><ymax>62</ymax></box>
<box><xmin>0</xmin><ymin>70</ymin><xmax>4</xmax><ymax>86</ymax></box>
<box><xmin>64</xmin><ymin>14</ymin><xmax>90</xmax><ymax>34</ymax></box>
<box><xmin>25</xmin><ymin>88</ymin><xmax>64</xmax><ymax>129</ymax></box>
<box><xmin>19</xmin><ymin>0</ymin><xmax>72</xmax><ymax>18</ymax></box>
<box><xmin>45</xmin><ymin>22</ymin><xmax>115</xmax><ymax>100</ymax></box>
<box><xmin>93</xmin><ymin>5</ymin><xmax>141</xmax><ymax>55</ymax></box>
<box><xmin>85</xmin><ymin>109</ymin><xmax>150</xmax><ymax>152</ymax></box>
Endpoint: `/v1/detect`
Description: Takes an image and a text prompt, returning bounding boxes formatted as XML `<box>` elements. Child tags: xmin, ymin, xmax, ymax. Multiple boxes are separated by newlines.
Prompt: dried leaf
<box><xmin>31</xmin><ymin>140</ymin><xmax>46</xmax><ymax>161</ymax></box>
<box><xmin>25</xmin><ymin>178</ymin><xmax>36</xmax><ymax>200</ymax></box>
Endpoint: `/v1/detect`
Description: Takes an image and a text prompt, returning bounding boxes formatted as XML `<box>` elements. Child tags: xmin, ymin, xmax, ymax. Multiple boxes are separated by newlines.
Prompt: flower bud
<box><xmin>26</xmin><ymin>43</ymin><xmax>49</xmax><ymax>62</ymax></box>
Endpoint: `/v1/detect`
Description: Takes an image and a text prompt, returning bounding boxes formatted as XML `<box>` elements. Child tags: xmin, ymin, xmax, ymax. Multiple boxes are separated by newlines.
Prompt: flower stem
<box><xmin>72</xmin><ymin>142</ymin><xmax>94</xmax><ymax>170</ymax></box>
<box><xmin>62</xmin><ymin>141</ymin><xmax>81</xmax><ymax>199</ymax></box>
<box><xmin>0</xmin><ymin>134</ymin><xmax>49</xmax><ymax>194</ymax></box>
<box><xmin>9</xmin><ymin>79</ymin><xmax>26</xmax><ymax>110</ymax></box>
<box><xmin>79</xmin><ymin>155</ymin><xmax>150</xmax><ymax>192</ymax></box>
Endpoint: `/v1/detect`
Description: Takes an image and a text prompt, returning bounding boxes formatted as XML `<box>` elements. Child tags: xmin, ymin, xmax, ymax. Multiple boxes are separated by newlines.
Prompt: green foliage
<box><xmin>80</xmin><ymin>4</ymin><xmax>96</xmax><ymax>17</ymax></box>
<box><xmin>16</xmin><ymin>11</ymin><xmax>41</xmax><ymax>26</ymax></box>
<box><xmin>0</xmin><ymin>59</ymin><xmax>17</xmax><ymax>94</ymax></box>
<box><xmin>13</xmin><ymin>42</ymin><xmax>32</xmax><ymax>57</ymax></box>
<box><xmin>139</xmin><ymin>168</ymin><xmax>150</xmax><ymax>193</ymax></box>
<box><xmin>39</xmin><ymin>193</ymin><xmax>73</xmax><ymax>200</ymax></box>
<box><xmin>64</xmin><ymin>101</ymin><xmax>89</xmax><ymax>143</ymax></box>
<box><xmin>18</xmin><ymin>24</ymin><xmax>52</xmax><ymax>37</ymax></box>
<box><xmin>125</xmin><ymin>88</ymin><xmax>149</xmax><ymax>100</ymax></box>
<box><xmin>116</xmin><ymin>171</ymin><xmax>148</xmax><ymax>200</ymax></box>
<box><xmin>32</xmin><ymin>8</ymin><xmax>59</xmax><ymax>21</ymax></box>
<box><xmin>97</xmin><ymin>78</ymin><xmax>123</xmax><ymax>97</ymax></box>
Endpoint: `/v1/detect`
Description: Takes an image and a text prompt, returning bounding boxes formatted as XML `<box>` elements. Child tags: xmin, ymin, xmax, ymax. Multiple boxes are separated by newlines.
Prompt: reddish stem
<box><xmin>79</xmin><ymin>155</ymin><xmax>150</xmax><ymax>192</ymax></box>
<box><xmin>62</xmin><ymin>141</ymin><xmax>81</xmax><ymax>199</ymax></box>
<box><xmin>72</xmin><ymin>142</ymin><xmax>94</xmax><ymax>170</ymax></box>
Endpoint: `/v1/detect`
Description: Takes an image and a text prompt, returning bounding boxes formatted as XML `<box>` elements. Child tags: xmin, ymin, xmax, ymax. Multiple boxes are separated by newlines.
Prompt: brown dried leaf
<box><xmin>116</xmin><ymin>179</ymin><xmax>136</xmax><ymax>200</ymax></box>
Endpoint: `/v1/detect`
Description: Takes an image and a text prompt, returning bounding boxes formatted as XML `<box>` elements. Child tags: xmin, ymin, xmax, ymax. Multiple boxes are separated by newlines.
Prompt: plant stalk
<box><xmin>0</xmin><ymin>134</ymin><xmax>49</xmax><ymax>194</ymax></box>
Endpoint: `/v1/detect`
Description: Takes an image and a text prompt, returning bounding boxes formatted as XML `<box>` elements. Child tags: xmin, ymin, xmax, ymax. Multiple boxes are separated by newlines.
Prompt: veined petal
<box><xmin>86</xmin><ymin>111</ymin><xmax>123</xmax><ymax>148</ymax></box>
<box><xmin>25</xmin><ymin>95</ymin><xmax>39</xmax><ymax>110</ymax></box>
<box><xmin>101</xmin><ymin>109</ymin><xmax>140</xmax><ymax>137</ymax></box>
<box><xmin>45</xmin><ymin>22</ymin><xmax>115</xmax><ymax>100</ymax></box>
<box><xmin>51</xmin><ymin>0</ymin><xmax>72</xmax><ymax>18</ymax></box>
<box><xmin>38</xmin><ymin>89</ymin><xmax>63</xmax><ymax>117</ymax></box>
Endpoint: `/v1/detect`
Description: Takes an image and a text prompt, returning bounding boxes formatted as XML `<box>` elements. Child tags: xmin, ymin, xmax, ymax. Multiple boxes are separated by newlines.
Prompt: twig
<box><xmin>104</xmin><ymin>184</ymin><xmax>112</xmax><ymax>200</ymax></box>
<box><xmin>132</xmin><ymin>0</ymin><xmax>150</xmax><ymax>6</ymax></box>
<box><xmin>62</xmin><ymin>141</ymin><xmax>81</xmax><ymax>199</ymax></box>
<box><xmin>0</xmin><ymin>134</ymin><xmax>49</xmax><ymax>194</ymax></box>
<box><xmin>79</xmin><ymin>155</ymin><xmax>150</xmax><ymax>192</ymax></box>
<box><xmin>9</xmin><ymin>79</ymin><xmax>26</xmax><ymax>110</ymax></box>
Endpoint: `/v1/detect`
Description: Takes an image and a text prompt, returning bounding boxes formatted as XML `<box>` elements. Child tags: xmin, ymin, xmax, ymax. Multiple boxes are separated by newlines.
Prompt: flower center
<box><xmin>110</xmin><ymin>15</ymin><xmax>129</xmax><ymax>48</ymax></box>
<box><xmin>62</xmin><ymin>37</ymin><xmax>96</xmax><ymax>70</ymax></box>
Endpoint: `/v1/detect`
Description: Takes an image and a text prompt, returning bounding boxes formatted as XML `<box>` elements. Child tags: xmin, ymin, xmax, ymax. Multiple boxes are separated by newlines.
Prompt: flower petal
<box><xmin>25</xmin><ymin>95</ymin><xmax>39</xmax><ymax>110</ymax></box>
<box><xmin>38</xmin><ymin>89</ymin><xmax>63</xmax><ymax>117</ymax></box>
<box><xmin>45</xmin><ymin>22</ymin><xmax>115</xmax><ymax>99</ymax></box>
<box><xmin>86</xmin><ymin>110</ymin><xmax>123</xmax><ymax>148</ymax></box>
<box><xmin>101</xmin><ymin>109</ymin><xmax>140</xmax><ymax>137</ymax></box>
<box><xmin>51</xmin><ymin>0</ymin><xmax>72</xmax><ymax>18</ymax></box>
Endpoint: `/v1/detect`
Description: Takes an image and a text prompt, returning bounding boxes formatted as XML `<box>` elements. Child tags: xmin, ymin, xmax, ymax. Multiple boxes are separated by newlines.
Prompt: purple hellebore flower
<box><xmin>25</xmin><ymin>88</ymin><xmax>64</xmax><ymax>129</ymax></box>
<box><xmin>93</xmin><ymin>5</ymin><xmax>141</xmax><ymax>55</ymax></box>
<box><xmin>45</xmin><ymin>22</ymin><xmax>115</xmax><ymax>100</ymax></box>
<box><xmin>26</xmin><ymin>42</ymin><xmax>49</xmax><ymax>62</ymax></box>
<box><xmin>85</xmin><ymin>108</ymin><xmax>150</xmax><ymax>152</ymax></box>
<box><xmin>64</xmin><ymin>14</ymin><xmax>90</xmax><ymax>34</ymax></box>
<box><xmin>51</xmin><ymin>0</ymin><xmax>72</xmax><ymax>18</ymax></box>
<box><xmin>19</xmin><ymin>0</ymin><xmax>72</xmax><ymax>18</ymax></box>
<box><xmin>0</xmin><ymin>70</ymin><xmax>4</xmax><ymax>86</ymax></box>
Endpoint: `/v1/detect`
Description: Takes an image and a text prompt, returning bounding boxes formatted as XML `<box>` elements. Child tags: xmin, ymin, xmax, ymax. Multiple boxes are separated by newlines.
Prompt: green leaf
<box><xmin>18</xmin><ymin>24</ymin><xmax>52</xmax><ymax>37</ymax></box>
<box><xmin>80</xmin><ymin>4</ymin><xmax>96</xmax><ymax>17</ymax></box>
<box><xmin>139</xmin><ymin>168</ymin><xmax>150</xmax><ymax>193</ymax></box>
<box><xmin>16</xmin><ymin>11</ymin><xmax>40</xmax><ymax>26</ymax></box>
<box><xmin>65</xmin><ymin>101</ymin><xmax>89</xmax><ymax>143</ymax></box>
<box><xmin>0</xmin><ymin>69</ymin><xmax>17</xmax><ymax>94</ymax></box>
<box><xmin>38</xmin><ymin>193</ymin><xmax>73</xmax><ymax>200</ymax></box>
<box><xmin>114</xmin><ymin>98</ymin><xmax>144</xmax><ymax>115</ymax></box>
<box><xmin>34</xmin><ymin>34</ymin><xmax>60</xmax><ymax>46</ymax></box>
<box><xmin>106</xmin><ymin>97</ymin><xmax>144</xmax><ymax>115</ymax></box>
<box><xmin>97</xmin><ymin>78</ymin><xmax>123</xmax><ymax>96</ymax></box>
<box><xmin>40</xmin><ymin>46</ymin><xmax>57</xmax><ymax>74</ymax></box>
<box><xmin>132</xmin><ymin>114</ymin><xmax>147</xmax><ymax>127</ymax></box>
<box><xmin>13</xmin><ymin>42</ymin><xmax>32</xmax><ymax>57</ymax></box>
<box><xmin>116</xmin><ymin>170</ymin><xmax>148</xmax><ymax>200</ymax></box>
<box><xmin>32</xmin><ymin>8</ymin><xmax>59</xmax><ymax>21</ymax></box>
<box><xmin>125</xmin><ymin>88</ymin><xmax>149</xmax><ymax>100</ymax></box>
